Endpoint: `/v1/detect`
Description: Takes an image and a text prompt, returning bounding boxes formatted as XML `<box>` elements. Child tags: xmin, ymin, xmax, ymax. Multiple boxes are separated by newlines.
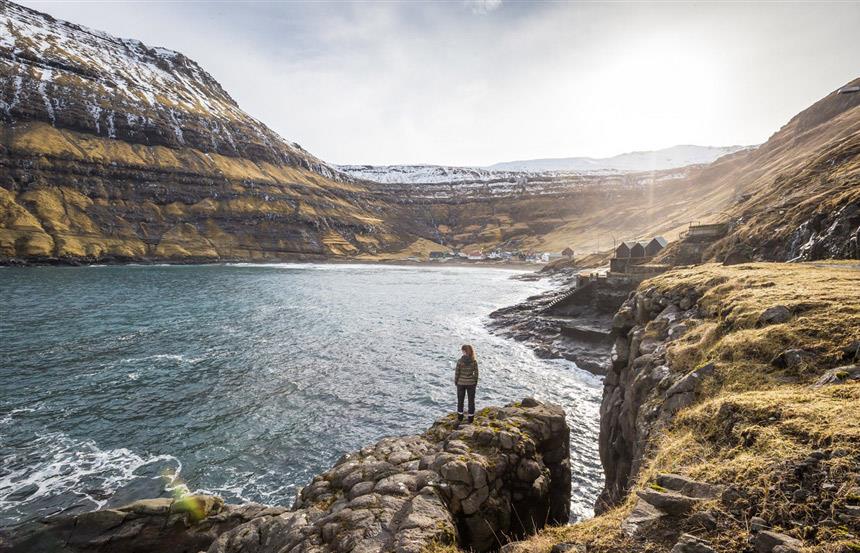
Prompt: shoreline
<box><xmin>0</xmin><ymin>264</ymin><xmax>586</xmax><ymax>532</ymax></box>
<box><xmin>0</xmin><ymin>256</ymin><xmax>545</xmax><ymax>272</ymax></box>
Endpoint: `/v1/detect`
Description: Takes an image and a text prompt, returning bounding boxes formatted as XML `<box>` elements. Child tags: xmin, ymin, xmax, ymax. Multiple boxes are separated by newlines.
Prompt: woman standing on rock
<box><xmin>455</xmin><ymin>344</ymin><xmax>479</xmax><ymax>427</ymax></box>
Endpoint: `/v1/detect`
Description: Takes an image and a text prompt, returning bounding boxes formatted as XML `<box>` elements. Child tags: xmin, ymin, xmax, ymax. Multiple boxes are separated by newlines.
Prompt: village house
<box><xmin>611</xmin><ymin>236</ymin><xmax>669</xmax><ymax>273</ymax></box>
<box><xmin>644</xmin><ymin>236</ymin><xmax>668</xmax><ymax>256</ymax></box>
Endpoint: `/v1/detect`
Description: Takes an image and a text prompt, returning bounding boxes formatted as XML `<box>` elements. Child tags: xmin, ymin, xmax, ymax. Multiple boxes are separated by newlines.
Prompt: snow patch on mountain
<box><xmin>337</xmin><ymin>164</ymin><xmax>532</xmax><ymax>184</ymax></box>
<box><xmin>339</xmin><ymin>145</ymin><xmax>751</xmax><ymax>185</ymax></box>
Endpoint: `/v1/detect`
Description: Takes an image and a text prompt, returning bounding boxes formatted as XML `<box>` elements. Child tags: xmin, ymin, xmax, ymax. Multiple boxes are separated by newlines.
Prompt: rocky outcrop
<box><xmin>597</xmin><ymin>285</ymin><xmax>710</xmax><ymax>511</ymax></box>
<box><xmin>489</xmin><ymin>279</ymin><xmax>634</xmax><ymax>375</ymax></box>
<box><xmin>622</xmin><ymin>473</ymin><xmax>723</xmax><ymax>538</ymax></box>
<box><xmin>3</xmin><ymin>399</ymin><xmax>571</xmax><ymax>553</ymax></box>
<box><xmin>3</xmin><ymin>495</ymin><xmax>287</xmax><ymax>553</ymax></box>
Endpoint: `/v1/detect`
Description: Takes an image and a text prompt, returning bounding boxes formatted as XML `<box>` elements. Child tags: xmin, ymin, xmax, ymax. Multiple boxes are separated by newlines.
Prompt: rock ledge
<box><xmin>4</xmin><ymin>399</ymin><xmax>571</xmax><ymax>553</ymax></box>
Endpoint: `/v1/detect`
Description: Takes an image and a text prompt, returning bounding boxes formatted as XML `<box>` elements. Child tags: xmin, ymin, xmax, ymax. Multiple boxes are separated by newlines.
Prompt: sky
<box><xmin>16</xmin><ymin>0</ymin><xmax>860</xmax><ymax>167</ymax></box>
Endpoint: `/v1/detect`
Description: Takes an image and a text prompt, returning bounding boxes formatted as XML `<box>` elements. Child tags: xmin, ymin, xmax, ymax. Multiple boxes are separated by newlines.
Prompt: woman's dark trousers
<box><xmin>457</xmin><ymin>384</ymin><xmax>476</xmax><ymax>422</ymax></box>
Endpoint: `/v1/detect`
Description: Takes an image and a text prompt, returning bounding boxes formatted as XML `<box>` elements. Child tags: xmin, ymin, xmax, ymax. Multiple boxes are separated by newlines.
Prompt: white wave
<box><xmin>0</xmin><ymin>432</ymin><xmax>179</xmax><ymax>522</ymax></box>
<box><xmin>115</xmin><ymin>353</ymin><xmax>205</xmax><ymax>365</ymax></box>
<box><xmin>222</xmin><ymin>262</ymin><xmax>529</xmax><ymax>274</ymax></box>
<box><xmin>0</xmin><ymin>407</ymin><xmax>36</xmax><ymax>427</ymax></box>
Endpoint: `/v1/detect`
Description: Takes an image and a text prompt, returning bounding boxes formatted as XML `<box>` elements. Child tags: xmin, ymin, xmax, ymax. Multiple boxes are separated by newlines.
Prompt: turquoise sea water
<box><xmin>0</xmin><ymin>263</ymin><xmax>603</xmax><ymax>528</ymax></box>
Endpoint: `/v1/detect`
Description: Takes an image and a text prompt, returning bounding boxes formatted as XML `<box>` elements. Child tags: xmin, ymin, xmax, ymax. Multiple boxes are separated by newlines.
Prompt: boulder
<box><xmin>688</xmin><ymin>509</ymin><xmax>718</xmax><ymax>531</ymax></box>
<box><xmin>813</xmin><ymin>364</ymin><xmax>860</xmax><ymax>387</ymax></box>
<box><xmin>749</xmin><ymin>516</ymin><xmax>768</xmax><ymax>532</ymax></box>
<box><xmin>758</xmin><ymin>305</ymin><xmax>792</xmax><ymax>326</ymax></box>
<box><xmin>662</xmin><ymin>364</ymin><xmax>716</xmax><ymax>415</ymax></box>
<box><xmin>753</xmin><ymin>531</ymin><xmax>802</xmax><ymax>553</ymax></box>
<box><xmin>770</xmin><ymin>349</ymin><xmax>815</xmax><ymax>370</ymax></box>
<box><xmin>550</xmin><ymin>542</ymin><xmax>587</xmax><ymax>553</ymax></box>
<box><xmin>664</xmin><ymin>364</ymin><xmax>716</xmax><ymax>398</ymax></box>
<box><xmin>654</xmin><ymin>474</ymin><xmax>724</xmax><ymax>499</ymax></box>
<box><xmin>671</xmin><ymin>533</ymin><xmax>717</xmax><ymax>553</ymax></box>
<box><xmin>636</xmin><ymin>488</ymin><xmax>700</xmax><ymax>516</ymax></box>
<box><xmin>621</xmin><ymin>499</ymin><xmax>664</xmax><ymax>537</ymax></box>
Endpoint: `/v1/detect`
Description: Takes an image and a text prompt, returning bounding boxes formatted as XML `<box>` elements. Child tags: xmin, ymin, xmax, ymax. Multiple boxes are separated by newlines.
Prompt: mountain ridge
<box><xmin>0</xmin><ymin>0</ymin><xmax>404</xmax><ymax>262</ymax></box>
<box><xmin>487</xmin><ymin>144</ymin><xmax>750</xmax><ymax>173</ymax></box>
<box><xmin>338</xmin><ymin>145</ymin><xmax>751</xmax><ymax>185</ymax></box>
<box><xmin>1</xmin><ymin>0</ymin><xmax>857</xmax><ymax>265</ymax></box>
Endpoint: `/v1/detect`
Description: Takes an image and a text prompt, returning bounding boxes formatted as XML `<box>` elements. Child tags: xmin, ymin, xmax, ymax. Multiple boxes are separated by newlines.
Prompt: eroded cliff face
<box><xmin>371</xmin><ymin>170</ymin><xmax>712</xmax><ymax>255</ymax></box>
<box><xmin>597</xmin><ymin>284</ymin><xmax>708</xmax><ymax>511</ymax></box>
<box><xmin>0</xmin><ymin>2</ymin><xmax>405</xmax><ymax>262</ymax></box>
<box><xmin>541</xmin><ymin>263</ymin><xmax>860</xmax><ymax>553</ymax></box>
<box><xmin>4</xmin><ymin>399</ymin><xmax>571</xmax><ymax>553</ymax></box>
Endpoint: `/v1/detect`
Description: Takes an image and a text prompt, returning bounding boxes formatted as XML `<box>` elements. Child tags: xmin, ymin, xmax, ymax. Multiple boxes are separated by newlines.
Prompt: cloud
<box><xmin>15</xmin><ymin>0</ymin><xmax>860</xmax><ymax>166</ymax></box>
<box><xmin>464</xmin><ymin>0</ymin><xmax>502</xmax><ymax>15</ymax></box>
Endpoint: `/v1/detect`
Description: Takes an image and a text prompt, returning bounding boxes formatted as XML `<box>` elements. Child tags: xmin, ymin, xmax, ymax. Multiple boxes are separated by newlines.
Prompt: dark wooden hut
<box><xmin>615</xmin><ymin>242</ymin><xmax>633</xmax><ymax>258</ymax></box>
<box><xmin>645</xmin><ymin>236</ymin><xmax>668</xmax><ymax>256</ymax></box>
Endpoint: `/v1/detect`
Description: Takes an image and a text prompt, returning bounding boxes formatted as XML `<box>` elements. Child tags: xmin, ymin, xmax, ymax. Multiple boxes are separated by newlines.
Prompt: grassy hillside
<box><xmin>396</xmin><ymin>79</ymin><xmax>859</xmax><ymax>260</ymax></box>
<box><xmin>0</xmin><ymin>122</ymin><xmax>405</xmax><ymax>261</ymax></box>
<box><xmin>474</xmin><ymin>263</ymin><xmax>860</xmax><ymax>552</ymax></box>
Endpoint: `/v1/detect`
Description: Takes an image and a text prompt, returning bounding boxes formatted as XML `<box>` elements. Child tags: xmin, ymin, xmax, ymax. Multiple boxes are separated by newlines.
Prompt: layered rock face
<box><xmin>597</xmin><ymin>285</ymin><xmax>708</xmax><ymax>511</ymax></box>
<box><xmin>4</xmin><ymin>399</ymin><xmax>571</xmax><ymax>553</ymax></box>
<box><xmin>489</xmin><ymin>278</ymin><xmax>634</xmax><ymax>375</ymax></box>
<box><xmin>370</xmin><ymin>170</ymin><xmax>708</xmax><ymax>256</ymax></box>
<box><xmin>0</xmin><ymin>2</ymin><xmax>403</xmax><ymax>262</ymax></box>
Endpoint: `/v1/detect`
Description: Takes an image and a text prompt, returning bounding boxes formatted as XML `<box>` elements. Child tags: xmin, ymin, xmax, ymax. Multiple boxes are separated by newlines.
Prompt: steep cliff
<box><xmin>659</xmin><ymin>79</ymin><xmax>860</xmax><ymax>264</ymax></box>
<box><xmin>4</xmin><ymin>399</ymin><xmax>571</xmax><ymax>553</ymax></box>
<box><xmin>4</xmin><ymin>1</ymin><xmax>856</xmax><ymax>265</ymax></box>
<box><xmin>0</xmin><ymin>1</ymin><xmax>405</xmax><ymax>262</ymax></box>
<box><xmin>506</xmin><ymin>263</ymin><xmax>860</xmax><ymax>553</ymax></box>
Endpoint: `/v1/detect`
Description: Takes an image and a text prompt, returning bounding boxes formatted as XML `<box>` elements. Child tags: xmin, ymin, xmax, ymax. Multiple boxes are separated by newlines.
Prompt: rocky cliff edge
<box><xmin>2</xmin><ymin>399</ymin><xmax>571</xmax><ymax>553</ymax></box>
<box><xmin>504</xmin><ymin>262</ymin><xmax>860</xmax><ymax>553</ymax></box>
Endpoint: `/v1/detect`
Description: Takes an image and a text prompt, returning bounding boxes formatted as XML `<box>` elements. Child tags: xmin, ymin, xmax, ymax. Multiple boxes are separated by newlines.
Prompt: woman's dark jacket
<box><xmin>455</xmin><ymin>355</ymin><xmax>479</xmax><ymax>386</ymax></box>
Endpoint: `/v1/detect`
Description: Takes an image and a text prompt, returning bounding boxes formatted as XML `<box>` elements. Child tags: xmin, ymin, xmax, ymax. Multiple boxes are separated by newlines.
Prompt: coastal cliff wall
<box><xmin>3</xmin><ymin>399</ymin><xmax>571</xmax><ymax>553</ymax></box>
<box><xmin>506</xmin><ymin>262</ymin><xmax>860</xmax><ymax>553</ymax></box>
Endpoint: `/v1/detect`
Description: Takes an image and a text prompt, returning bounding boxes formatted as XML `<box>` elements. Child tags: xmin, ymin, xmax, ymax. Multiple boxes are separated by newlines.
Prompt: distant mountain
<box><xmin>338</xmin><ymin>145</ymin><xmax>750</xmax><ymax>185</ymax></box>
<box><xmin>363</xmin><ymin>80</ymin><xmax>859</xmax><ymax>260</ymax></box>
<box><xmin>0</xmin><ymin>1</ymin><xmax>403</xmax><ymax>262</ymax></box>
<box><xmin>488</xmin><ymin>145</ymin><xmax>750</xmax><ymax>173</ymax></box>
<box><xmin>337</xmin><ymin>164</ymin><xmax>519</xmax><ymax>185</ymax></box>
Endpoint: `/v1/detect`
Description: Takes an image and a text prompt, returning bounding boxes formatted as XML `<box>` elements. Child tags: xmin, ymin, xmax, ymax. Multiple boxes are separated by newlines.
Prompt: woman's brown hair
<box><xmin>461</xmin><ymin>344</ymin><xmax>475</xmax><ymax>359</ymax></box>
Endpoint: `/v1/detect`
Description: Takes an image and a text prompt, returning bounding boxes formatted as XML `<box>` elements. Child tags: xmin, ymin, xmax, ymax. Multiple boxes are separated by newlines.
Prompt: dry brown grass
<box><xmin>648</xmin><ymin>263</ymin><xmax>860</xmax><ymax>383</ymax></box>
<box><xmin>510</xmin><ymin>262</ymin><xmax>860</xmax><ymax>553</ymax></box>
